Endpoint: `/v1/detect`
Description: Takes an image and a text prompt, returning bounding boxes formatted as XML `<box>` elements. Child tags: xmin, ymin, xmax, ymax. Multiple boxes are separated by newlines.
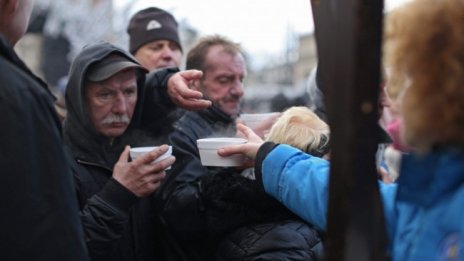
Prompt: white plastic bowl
<box><xmin>239</xmin><ymin>112</ymin><xmax>280</xmax><ymax>129</ymax></box>
<box><xmin>197</xmin><ymin>137</ymin><xmax>247</xmax><ymax>167</ymax></box>
<box><xmin>130</xmin><ymin>146</ymin><xmax>172</xmax><ymax>169</ymax></box>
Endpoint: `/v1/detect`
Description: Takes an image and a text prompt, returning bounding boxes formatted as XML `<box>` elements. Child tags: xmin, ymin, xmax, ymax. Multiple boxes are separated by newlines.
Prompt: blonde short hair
<box><xmin>384</xmin><ymin>0</ymin><xmax>464</xmax><ymax>152</ymax></box>
<box><xmin>266</xmin><ymin>106</ymin><xmax>330</xmax><ymax>157</ymax></box>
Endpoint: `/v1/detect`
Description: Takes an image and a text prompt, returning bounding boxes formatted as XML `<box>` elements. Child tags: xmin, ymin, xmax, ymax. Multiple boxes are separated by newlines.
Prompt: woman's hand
<box><xmin>218</xmin><ymin>123</ymin><xmax>264</xmax><ymax>162</ymax></box>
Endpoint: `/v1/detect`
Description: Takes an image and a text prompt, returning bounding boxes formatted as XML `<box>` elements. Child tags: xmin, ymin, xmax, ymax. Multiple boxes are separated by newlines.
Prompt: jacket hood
<box><xmin>63</xmin><ymin>42</ymin><xmax>147</xmax><ymax>167</ymax></box>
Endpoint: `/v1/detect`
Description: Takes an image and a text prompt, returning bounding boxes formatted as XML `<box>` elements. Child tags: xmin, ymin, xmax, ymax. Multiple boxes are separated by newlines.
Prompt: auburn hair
<box><xmin>384</xmin><ymin>0</ymin><xmax>464</xmax><ymax>152</ymax></box>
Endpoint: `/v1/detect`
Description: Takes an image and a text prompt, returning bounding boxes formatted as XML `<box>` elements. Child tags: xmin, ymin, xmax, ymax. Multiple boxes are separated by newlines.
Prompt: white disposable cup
<box><xmin>129</xmin><ymin>146</ymin><xmax>172</xmax><ymax>169</ymax></box>
<box><xmin>239</xmin><ymin>112</ymin><xmax>280</xmax><ymax>129</ymax></box>
<box><xmin>197</xmin><ymin>138</ymin><xmax>247</xmax><ymax>167</ymax></box>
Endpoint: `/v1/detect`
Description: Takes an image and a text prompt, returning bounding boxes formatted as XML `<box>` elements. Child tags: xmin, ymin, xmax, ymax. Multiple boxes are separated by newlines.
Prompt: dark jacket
<box><xmin>158</xmin><ymin>106</ymin><xmax>323</xmax><ymax>260</ymax></box>
<box><xmin>63</xmin><ymin>42</ymin><xmax>176</xmax><ymax>261</ymax></box>
<box><xmin>204</xmin><ymin>172</ymin><xmax>324</xmax><ymax>261</ymax></box>
<box><xmin>0</xmin><ymin>35</ymin><xmax>88</xmax><ymax>261</ymax></box>
<box><xmin>159</xmin><ymin>106</ymin><xmax>237</xmax><ymax>238</ymax></box>
<box><xmin>216</xmin><ymin>221</ymin><xmax>323</xmax><ymax>261</ymax></box>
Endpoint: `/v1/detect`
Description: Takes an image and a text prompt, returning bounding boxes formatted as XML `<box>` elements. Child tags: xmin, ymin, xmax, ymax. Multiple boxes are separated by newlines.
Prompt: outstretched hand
<box><xmin>167</xmin><ymin>70</ymin><xmax>212</xmax><ymax>110</ymax></box>
<box><xmin>218</xmin><ymin>123</ymin><xmax>264</xmax><ymax>162</ymax></box>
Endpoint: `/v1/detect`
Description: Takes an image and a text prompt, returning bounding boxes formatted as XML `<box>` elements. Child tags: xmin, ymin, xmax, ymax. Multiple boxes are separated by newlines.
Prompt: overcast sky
<box><xmin>115</xmin><ymin>0</ymin><xmax>410</xmax><ymax>66</ymax></box>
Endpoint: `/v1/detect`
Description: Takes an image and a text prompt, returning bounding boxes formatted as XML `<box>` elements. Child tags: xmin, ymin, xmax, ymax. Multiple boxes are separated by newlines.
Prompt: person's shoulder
<box><xmin>0</xmin><ymin>60</ymin><xmax>49</xmax><ymax>100</ymax></box>
<box><xmin>170</xmin><ymin>111</ymin><xmax>213</xmax><ymax>145</ymax></box>
<box><xmin>171</xmin><ymin>111</ymin><xmax>199</xmax><ymax>132</ymax></box>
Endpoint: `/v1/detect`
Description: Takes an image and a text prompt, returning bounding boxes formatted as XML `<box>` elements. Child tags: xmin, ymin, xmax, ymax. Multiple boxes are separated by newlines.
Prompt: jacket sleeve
<box><xmin>140</xmin><ymin>67</ymin><xmax>179</xmax><ymax>135</ymax></box>
<box><xmin>78</xmin><ymin>177</ymin><xmax>139</xmax><ymax>259</ymax></box>
<box><xmin>255</xmin><ymin>144</ymin><xmax>331</xmax><ymax>230</ymax></box>
<box><xmin>255</xmin><ymin>143</ymin><xmax>399</xmax><ymax>239</ymax></box>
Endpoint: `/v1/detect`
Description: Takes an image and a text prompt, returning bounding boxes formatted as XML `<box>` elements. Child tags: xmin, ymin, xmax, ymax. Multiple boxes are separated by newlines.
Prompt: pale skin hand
<box><xmin>218</xmin><ymin>123</ymin><xmax>264</xmax><ymax>164</ymax></box>
<box><xmin>113</xmin><ymin>145</ymin><xmax>175</xmax><ymax>197</ymax></box>
<box><xmin>167</xmin><ymin>70</ymin><xmax>212</xmax><ymax>110</ymax></box>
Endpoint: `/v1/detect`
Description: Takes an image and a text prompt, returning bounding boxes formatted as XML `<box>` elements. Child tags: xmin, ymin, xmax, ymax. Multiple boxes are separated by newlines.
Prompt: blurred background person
<box><xmin>128</xmin><ymin>7</ymin><xmax>187</xmax><ymax>141</ymax></box>
<box><xmin>127</xmin><ymin>7</ymin><xmax>182</xmax><ymax>71</ymax></box>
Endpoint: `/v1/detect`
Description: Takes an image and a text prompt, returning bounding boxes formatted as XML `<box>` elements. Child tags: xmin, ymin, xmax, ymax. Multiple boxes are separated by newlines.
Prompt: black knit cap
<box><xmin>127</xmin><ymin>7</ymin><xmax>182</xmax><ymax>54</ymax></box>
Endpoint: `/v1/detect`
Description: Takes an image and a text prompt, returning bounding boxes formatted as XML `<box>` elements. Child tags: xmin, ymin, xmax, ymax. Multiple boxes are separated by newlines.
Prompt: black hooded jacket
<box><xmin>63</xmin><ymin>42</ymin><xmax>177</xmax><ymax>261</ymax></box>
<box><xmin>0</xmin><ymin>35</ymin><xmax>88</xmax><ymax>261</ymax></box>
<box><xmin>157</xmin><ymin>106</ymin><xmax>323</xmax><ymax>260</ymax></box>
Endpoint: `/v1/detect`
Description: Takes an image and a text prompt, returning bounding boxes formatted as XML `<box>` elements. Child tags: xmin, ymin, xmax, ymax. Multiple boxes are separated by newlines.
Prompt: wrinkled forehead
<box><xmin>85</xmin><ymin>68</ymin><xmax>139</xmax><ymax>90</ymax></box>
<box><xmin>204</xmin><ymin>47</ymin><xmax>247</xmax><ymax>75</ymax></box>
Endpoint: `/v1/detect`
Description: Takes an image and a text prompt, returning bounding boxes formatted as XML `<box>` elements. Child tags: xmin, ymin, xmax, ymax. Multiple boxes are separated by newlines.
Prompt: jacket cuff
<box><xmin>97</xmin><ymin>178</ymin><xmax>139</xmax><ymax>214</ymax></box>
<box><xmin>149</xmin><ymin>67</ymin><xmax>179</xmax><ymax>107</ymax></box>
<box><xmin>254</xmin><ymin>142</ymin><xmax>278</xmax><ymax>189</ymax></box>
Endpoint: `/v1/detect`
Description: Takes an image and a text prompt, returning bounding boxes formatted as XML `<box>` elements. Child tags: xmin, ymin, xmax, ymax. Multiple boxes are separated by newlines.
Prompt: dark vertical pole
<box><xmin>310</xmin><ymin>0</ymin><xmax>388</xmax><ymax>260</ymax></box>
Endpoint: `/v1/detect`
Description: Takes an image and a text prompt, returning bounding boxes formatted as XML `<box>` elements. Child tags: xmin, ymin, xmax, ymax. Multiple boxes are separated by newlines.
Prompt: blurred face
<box><xmin>134</xmin><ymin>40</ymin><xmax>182</xmax><ymax>71</ymax></box>
<box><xmin>196</xmin><ymin>45</ymin><xmax>246</xmax><ymax>117</ymax></box>
<box><xmin>85</xmin><ymin>69</ymin><xmax>138</xmax><ymax>138</ymax></box>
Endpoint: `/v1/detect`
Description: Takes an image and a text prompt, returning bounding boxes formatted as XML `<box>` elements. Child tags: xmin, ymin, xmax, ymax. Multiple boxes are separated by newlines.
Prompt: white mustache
<box><xmin>100</xmin><ymin>114</ymin><xmax>130</xmax><ymax>125</ymax></box>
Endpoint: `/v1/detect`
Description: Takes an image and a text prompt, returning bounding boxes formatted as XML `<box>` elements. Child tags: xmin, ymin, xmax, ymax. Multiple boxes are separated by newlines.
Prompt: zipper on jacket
<box><xmin>77</xmin><ymin>159</ymin><xmax>113</xmax><ymax>172</ymax></box>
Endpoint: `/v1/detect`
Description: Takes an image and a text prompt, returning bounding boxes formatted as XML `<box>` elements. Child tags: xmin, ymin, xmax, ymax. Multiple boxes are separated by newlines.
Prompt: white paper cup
<box><xmin>129</xmin><ymin>146</ymin><xmax>172</xmax><ymax>169</ymax></box>
<box><xmin>239</xmin><ymin>112</ymin><xmax>280</xmax><ymax>129</ymax></box>
<box><xmin>197</xmin><ymin>138</ymin><xmax>247</xmax><ymax>167</ymax></box>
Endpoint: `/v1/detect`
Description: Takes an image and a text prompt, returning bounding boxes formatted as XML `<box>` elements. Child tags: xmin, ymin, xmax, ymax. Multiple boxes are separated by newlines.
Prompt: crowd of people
<box><xmin>1</xmin><ymin>0</ymin><xmax>463</xmax><ymax>260</ymax></box>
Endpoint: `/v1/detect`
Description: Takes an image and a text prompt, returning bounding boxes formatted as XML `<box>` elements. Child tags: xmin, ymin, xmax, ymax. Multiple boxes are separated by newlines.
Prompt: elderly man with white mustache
<box><xmin>63</xmin><ymin>42</ymin><xmax>210</xmax><ymax>261</ymax></box>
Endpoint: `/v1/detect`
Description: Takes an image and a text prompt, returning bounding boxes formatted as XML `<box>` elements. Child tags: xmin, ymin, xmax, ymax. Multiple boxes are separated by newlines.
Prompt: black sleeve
<box><xmin>140</xmin><ymin>67</ymin><xmax>179</xmax><ymax>136</ymax></box>
<box><xmin>254</xmin><ymin>142</ymin><xmax>278</xmax><ymax>189</ymax></box>
<box><xmin>78</xmin><ymin>177</ymin><xmax>139</xmax><ymax>260</ymax></box>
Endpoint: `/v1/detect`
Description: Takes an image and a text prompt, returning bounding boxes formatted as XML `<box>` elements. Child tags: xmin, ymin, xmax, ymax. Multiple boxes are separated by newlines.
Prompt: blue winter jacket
<box><xmin>256</xmin><ymin>144</ymin><xmax>464</xmax><ymax>261</ymax></box>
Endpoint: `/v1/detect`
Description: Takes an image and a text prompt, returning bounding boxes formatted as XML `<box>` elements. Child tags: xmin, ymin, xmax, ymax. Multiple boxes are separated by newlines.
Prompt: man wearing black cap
<box><xmin>128</xmin><ymin>7</ymin><xmax>182</xmax><ymax>71</ymax></box>
<box><xmin>63</xmin><ymin>42</ymin><xmax>209</xmax><ymax>261</ymax></box>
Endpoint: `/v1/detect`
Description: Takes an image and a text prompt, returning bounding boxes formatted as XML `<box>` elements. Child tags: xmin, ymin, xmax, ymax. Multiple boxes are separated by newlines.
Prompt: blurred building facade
<box><xmin>15</xmin><ymin>0</ymin><xmax>115</xmax><ymax>91</ymax></box>
<box><xmin>243</xmin><ymin>33</ymin><xmax>318</xmax><ymax>113</ymax></box>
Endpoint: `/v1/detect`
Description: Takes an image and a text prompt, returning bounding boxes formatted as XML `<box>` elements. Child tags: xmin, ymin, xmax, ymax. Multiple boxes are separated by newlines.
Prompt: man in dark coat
<box><xmin>63</xmin><ymin>42</ymin><xmax>210</xmax><ymax>261</ymax></box>
<box><xmin>0</xmin><ymin>0</ymin><xmax>88</xmax><ymax>260</ymax></box>
<box><xmin>158</xmin><ymin>35</ymin><xmax>323</xmax><ymax>261</ymax></box>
